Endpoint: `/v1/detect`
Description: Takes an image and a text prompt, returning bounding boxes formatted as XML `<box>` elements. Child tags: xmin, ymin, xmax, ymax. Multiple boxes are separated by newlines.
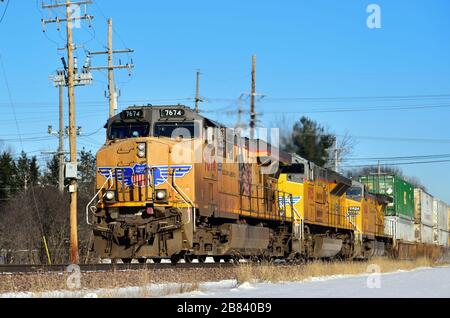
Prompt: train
<box><xmin>87</xmin><ymin>105</ymin><xmax>450</xmax><ymax>264</ymax></box>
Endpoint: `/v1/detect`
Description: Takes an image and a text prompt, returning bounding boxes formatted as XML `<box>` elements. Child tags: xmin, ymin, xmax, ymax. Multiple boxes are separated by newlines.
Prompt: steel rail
<box><xmin>0</xmin><ymin>262</ymin><xmax>235</xmax><ymax>274</ymax></box>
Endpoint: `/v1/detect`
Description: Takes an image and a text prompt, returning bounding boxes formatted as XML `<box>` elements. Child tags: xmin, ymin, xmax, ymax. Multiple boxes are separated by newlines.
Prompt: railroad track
<box><xmin>0</xmin><ymin>262</ymin><xmax>235</xmax><ymax>274</ymax></box>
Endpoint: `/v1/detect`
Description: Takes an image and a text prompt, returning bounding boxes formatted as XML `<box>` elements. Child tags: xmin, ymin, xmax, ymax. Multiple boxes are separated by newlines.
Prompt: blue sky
<box><xmin>0</xmin><ymin>0</ymin><xmax>450</xmax><ymax>201</ymax></box>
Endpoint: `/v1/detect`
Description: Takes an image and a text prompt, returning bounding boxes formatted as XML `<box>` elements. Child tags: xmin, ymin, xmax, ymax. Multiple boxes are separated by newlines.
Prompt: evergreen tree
<box><xmin>14</xmin><ymin>152</ymin><xmax>41</xmax><ymax>190</ymax></box>
<box><xmin>0</xmin><ymin>151</ymin><xmax>17</xmax><ymax>201</ymax></box>
<box><xmin>43</xmin><ymin>154</ymin><xmax>60</xmax><ymax>187</ymax></box>
<box><xmin>78</xmin><ymin>148</ymin><xmax>96</xmax><ymax>193</ymax></box>
<box><xmin>29</xmin><ymin>156</ymin><xmax>40</xmax><ymax>186</ymax></box>
<box><xmin>15</xmin><ymin>151</ymin><xmax>30</xmax><ymax>189</ymax></box>
<box><xmin>282</xmin><ymin>117</ymin><xmax>335</xmax><ymax>166</ymax></box>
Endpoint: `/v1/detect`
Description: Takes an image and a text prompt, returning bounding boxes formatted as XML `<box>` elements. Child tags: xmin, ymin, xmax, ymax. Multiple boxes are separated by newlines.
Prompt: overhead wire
<box><xmin>342</xmin><ymin>159</ymin><xmax>450</xmax><ymax>168</ymax></box>
<box><xmin>0</xmin><ymin>0</ymin><xmax>9</xmax><ymax>25</ymax></box>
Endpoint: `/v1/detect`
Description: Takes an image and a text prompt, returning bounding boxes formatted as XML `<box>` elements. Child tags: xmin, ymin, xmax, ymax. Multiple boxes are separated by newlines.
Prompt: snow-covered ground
<box><xmin>174</xmin><ymin>266</ymin><xmax>450</xmax><ymax>298</ymax></box>
<box><xmin>1</xmin><ymin>266</ymin><xmax>449</xmax><ymax>298</ymax></box>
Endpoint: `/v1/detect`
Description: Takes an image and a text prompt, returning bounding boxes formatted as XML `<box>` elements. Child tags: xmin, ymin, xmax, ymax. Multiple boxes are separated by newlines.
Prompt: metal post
<box><xmin>58</xmin><ymin>84</ymin><xmax>65</xmax><ymax>193</ymax></box>
<box><xmin>250</xmin><ymin>55</ymin><xmax>256</xmax><ymax>140</ymax></box>
<box><xmin>195</xmin><ymin>70</ymin><xmax>201</xmax><ymax>113</ymax></box>
<box><xmin>108</xmin><ymin>18</ymin><xmax>115</xmax><ymax>118</ymax></box>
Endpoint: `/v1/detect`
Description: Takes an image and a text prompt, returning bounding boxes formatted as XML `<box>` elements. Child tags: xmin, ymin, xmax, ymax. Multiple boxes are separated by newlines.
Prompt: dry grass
<box><xmin>0</xmin><ymin>267</ymin><xmax>234</xmax><ymax>295</ymax></box>
<box><xmin>236</xmin><ymin>257</ymin><xmax>439</xmax><ymax>285</ymax></box>
<box><xmin>0</xmin><ymin>257</ymin><xmax>446</xmax><ymax>297</ymax></box>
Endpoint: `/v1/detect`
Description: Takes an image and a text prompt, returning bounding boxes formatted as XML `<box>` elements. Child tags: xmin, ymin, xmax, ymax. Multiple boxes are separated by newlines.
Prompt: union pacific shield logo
<box><xmin>278</xmin><ymin>196</ymin><xmax>302</xmax><ymax>208</ymax></box>
<box><xmin>98</xmin><ymin>165</ymin><xmax>192</xmax><ymax>188</ymax></box>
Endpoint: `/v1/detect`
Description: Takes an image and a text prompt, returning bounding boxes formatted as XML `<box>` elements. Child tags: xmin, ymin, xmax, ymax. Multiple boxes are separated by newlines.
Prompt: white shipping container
<box><xmin>385</xmin><ymin>216</ymin><xmax>415</xmax><ymax>242</ymax></box>
<box><xmin>414</xmin><ymin>189</ymin><xmax>434</xmax><ymax>227</ymax></box>
<box><xmin>433</xmin><ymin>199</ymin><xmax>449</xmax><ymax>231</ymax></box>
<box><xmin>438</xmin><ymin>230</ymin><xmax>449</xmax><ymax>247</ymax></box>
<box><xmin>414</xmin><ymin>223</ymin><xmax>434</xmax><ymax>244</ymax></box>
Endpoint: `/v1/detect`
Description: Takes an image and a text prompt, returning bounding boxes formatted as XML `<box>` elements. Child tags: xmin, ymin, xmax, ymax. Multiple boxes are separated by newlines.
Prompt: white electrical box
<box><xmin>65</xmin><ymin>163</ymin><xmax>78</xmax><ymax>179</ymax></box>
<box><xmin>68</xmin><ymin>185</ymin><xmax>77</xmax><ymax>193</ymax></box>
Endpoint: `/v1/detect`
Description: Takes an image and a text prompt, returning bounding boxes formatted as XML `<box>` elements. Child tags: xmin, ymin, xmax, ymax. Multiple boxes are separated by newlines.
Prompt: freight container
<box><xmin>384</xmin><ymin>216</ymin><xmax>415</xmax><ymax>242</ymax></box>
<box><xmin>359</xmin><ymin>175</ymin><xmax>414</xmax><ymax>220</ymax></box>
<box><xmin>414</xmin><ymin>189</ymin><xmax>434</xmax><ymax>226</ymax></box>
<box><xmin>439</xmin><ymin>230</ymin><xmax>449</xmax><ymax>247</ymax></box>
<box><xmin>432</xmin><ymin>199</ymin><xmax>448</xmax><ymax>246</ymax></box>
<box><xmin>414</xmin><ymin>223</ymin><xmax>434</xmax><ymax>244</ymax></box>
<box><xmin>433</xmin><ymin>199</ymin><xmax>449</xmax><ymax>231</ymax></box>
<box><xmin>413</xmin><ymin>189</ymin><xmax>435</xmax><ymax>244</ymax></box>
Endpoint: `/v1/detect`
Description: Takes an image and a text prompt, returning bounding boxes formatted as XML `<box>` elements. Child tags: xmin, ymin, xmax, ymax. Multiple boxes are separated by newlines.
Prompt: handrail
<box><xmin>172</xmin><ymin>167</ymin><xmax>196</xmax><ymax>232</ymax></box>
<box><xmin>86</xmin><ymin>170</ymin><xmax>113</xmax><ymax>225</ymax></box>
<box><xmin>345</xmin><ymin>210</ymin><xmax>362</xmax><ymax>241</ymax></box>
<box><xmin>156</xmin><ymin>167</ymin><xmax>195</xmax><ymax>231</ymax></box>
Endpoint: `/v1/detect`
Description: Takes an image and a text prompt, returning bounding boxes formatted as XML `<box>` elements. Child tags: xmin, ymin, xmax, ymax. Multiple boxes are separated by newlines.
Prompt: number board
<box><xmin>121</xmin><ymin>109</ymin><xmax>144</xmax><ymax>120</ymax></box>
<box><xmin>160</xmin><ymin>109</ymin><xmax>186</xmax><ymax>118</ymax></box>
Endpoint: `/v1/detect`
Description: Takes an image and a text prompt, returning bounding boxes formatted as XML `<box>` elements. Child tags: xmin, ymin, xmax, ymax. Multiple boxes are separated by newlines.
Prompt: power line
<box><xmin>202</xmin><ymin>102</ymin><xmax>450</xmax><ymax>114</ymax></box>
<box><xmin>200</xmin><ymin>93</ymin><xmax>450</xmax><ymax>103</ymax></box>
<box><xmin>342</xmin><ymin>159</ymin><xmax>450</xmax><ymax>168</ymax></box>
<box><xmin>0</xmin><ymin>54</ymin><xmax>23</xmax><ymax>149</ymax></box>
<box><xmin>342</xmin><ymin>153</ymin><xmax>450</xmax><ymax>162</ymax></box>
<box><xmin>91</xmin><ymin>0</ymin><xmax>131</xmax><ymax>52</ymax></box>
<box><xmin>0</xmin><ymin>0</ymin><xmax>9</xmax><ymax>25</ymax></box>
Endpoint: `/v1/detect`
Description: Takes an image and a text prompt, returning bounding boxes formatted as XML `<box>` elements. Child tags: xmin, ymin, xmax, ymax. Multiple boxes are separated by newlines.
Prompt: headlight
<box><xmin>105</xmin><ymin>191</ymin><xmax>115</xmax><ymax>201</ymax></box>
<box><xmin>137</xmin><ymin>143</ymin><xmax>146</xmax><ymax>151</ymax></box>
<box><xmin>155</xmin><ymin>189</ymin><xmax>167</xmax><ymax>201</ymax></box>
<box><xmin>137</xmin><ymin>150</ymin><xmax>146</xmax><ymax>158</ymax></box>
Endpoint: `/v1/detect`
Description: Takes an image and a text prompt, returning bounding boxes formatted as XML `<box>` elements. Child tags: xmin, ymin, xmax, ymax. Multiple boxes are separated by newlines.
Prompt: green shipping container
<box><xmin>359</xmin><ymin>175</ymin><xmax>414</xmax><ymax>220</ymax></box>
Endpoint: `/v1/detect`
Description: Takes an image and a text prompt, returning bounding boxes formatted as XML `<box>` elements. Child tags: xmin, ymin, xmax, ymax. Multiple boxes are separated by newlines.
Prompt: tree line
<box><xmin>0</xmin><ymin>148</ymin><xmax>97</xmax><ymax>264</ymax></box>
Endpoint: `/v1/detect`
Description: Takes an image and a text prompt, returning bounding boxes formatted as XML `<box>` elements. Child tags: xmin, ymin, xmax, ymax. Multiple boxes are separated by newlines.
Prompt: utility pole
<box><xmin>57</xmin><ymin>84</ymin><xmax>64</xmax><ymax>193</ymax></box>
<box><xmin>88</xmin><ymin>18</ymin><xmax>134</xmax><ymax>118</ymax></box>
<box><xmin>107</xmin><ymin>18</ymin><xmax>115</xmax><ymax>118</ymax></box>
<box><xmin>66</xmin><ymin>0</ymin><xmax>79</xmax><ymax>265</ymax></box>
<box><xmin>42</xmin><ymin>0</ymin><xmax>94</xmax><ymax>265</ymax></box>
<box><xmin>250</xmin><ymin>55</ymin><xmax>256</xmax><ymax>140</ymax></box>
<box><xmin>47</xmin><ymin>83</ymin><xmax>66</xmax><ymax>193</ymax></box>
<box><xmin>334</xmin><ymin>148</ymin><xmax>340</xmax><ymax>173</ymax></box>
<box><xmin>332</xmin><ymin>139</ymin><xmax>343</xmax><ymax>173</ymax></box>
<box><xmin>195</xmin><ymin>70</ymin><xmax>203</xmax><ymax>113</ymax></box>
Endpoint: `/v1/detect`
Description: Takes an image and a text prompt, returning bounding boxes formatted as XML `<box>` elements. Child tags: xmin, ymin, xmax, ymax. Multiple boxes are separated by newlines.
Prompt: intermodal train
<box><xmin>87</xmin><ymin>105</ymin><xmax>449</xmax><ymax>264</ymax></box>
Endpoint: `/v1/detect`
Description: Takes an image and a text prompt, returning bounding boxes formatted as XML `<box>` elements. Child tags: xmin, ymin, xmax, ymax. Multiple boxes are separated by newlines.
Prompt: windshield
<box><xmin>346</xmin><ymin>187</ymin><xmax>362</xmax><ymax>198</ymax></box>
<box><xmin>110</xmin><ymin>122</ymin><xmax>150</xmax><ymax>139</ymax></box>
<box><xmin>154</xmin><ymin>122</ymin><xmax>198</xmax><ymax>138</ymax></box>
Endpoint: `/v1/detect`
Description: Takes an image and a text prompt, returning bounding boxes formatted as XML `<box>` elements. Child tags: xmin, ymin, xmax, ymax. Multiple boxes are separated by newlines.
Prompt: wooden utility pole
<box><xmin>195</xmin><ymin>70</ymin><xmax>202</xmax><ymax>113</ymax></box>
<box><xmin>42</xmin><ymin>0</ymin><xmax>94</xmax><ymax>264</ymax></box>
<box><xmin>65</xmin><ymin>0</ymin><xmax>79</xmax><ymax>265</ymax></box>
<box><xmin>89</xmin><ymin>18</ymin><xmax>134</xmax><ymax>118</ymax></box>
<box><xmin>250</xmin><ymin>55</ymin><xmax>256</xmax><ymax>140</ymax></box>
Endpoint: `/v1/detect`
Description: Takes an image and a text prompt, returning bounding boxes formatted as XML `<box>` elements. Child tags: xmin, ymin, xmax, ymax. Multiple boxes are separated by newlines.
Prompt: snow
<box><xmin>0</xmin><ymin>280</ymin><xmax>237</xmax><ymax>299</ymax></box>
<box><xmin>175</xmin><ymin>266</ymin><xmax>450</xmax><ymax>298</ymax></box>
<box><xmin>1</xmin><ymin>266</ymin><xmax>450</xmax><ymax>298</ymax></box>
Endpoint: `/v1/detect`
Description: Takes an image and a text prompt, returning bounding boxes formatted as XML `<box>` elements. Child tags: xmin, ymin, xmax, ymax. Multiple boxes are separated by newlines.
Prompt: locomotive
<box><xmin>87</xmin><ymin>105</ymin><xmax>448</xmax><ymax>263</ymax></box>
